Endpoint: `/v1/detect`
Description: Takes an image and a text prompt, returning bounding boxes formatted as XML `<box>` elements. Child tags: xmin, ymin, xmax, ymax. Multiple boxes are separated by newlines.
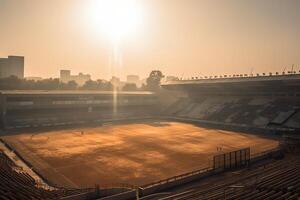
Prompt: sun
<box><xmin>87</xmin><ymin>0</ymin><xmax>143</xmax><ymax>43</ymax></box>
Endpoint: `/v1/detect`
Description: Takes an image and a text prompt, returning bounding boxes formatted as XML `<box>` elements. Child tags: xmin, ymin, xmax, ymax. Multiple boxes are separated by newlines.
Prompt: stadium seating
<box><xmin>5</xmin><ymin>106</ymin><xmax>155</xmax><ymax>128</ymax></box>
<box><xmin>0</xmin><ymin>91</ymin><xmax>158</xmax><ymax>129</ymax></box>
<box><xmin>164</xmin><ymin>96</ymin><xmax>300</xmax><ymax>129</ymax></box>
<box><xmin>0</xmin><ymin>150</ymin><xmax>93</xmax><ymax>200</ymax></box>
<box><xmin>159</xmin><ymin>155</ymin><xmax>300</xmax><ymax>200</ymax></box>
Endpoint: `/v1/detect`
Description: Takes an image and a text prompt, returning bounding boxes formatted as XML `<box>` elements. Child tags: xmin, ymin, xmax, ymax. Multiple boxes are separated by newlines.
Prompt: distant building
<box><xmin>127</xmin><ymin>75</ymin><xmax>139</xmax><ymax>83</ymax></box>
<box><xmin>110</xmin><ymin>76</ymin><xmax>121</xmax><ymax>87</ymax></box>
<box><xmin>127</xmin><ymin>75</ymin><xmax>143</xmax><ymax>87</ymax></box>
<box><xmin>0</xmin><ymin>56</ymin><xmax>24</xmax><ymax>79</ymax></box>
<box><xmin>25</xmin><ymin>77</ymin><xmax>43</xmax><ymax>81</ymax></box>
<box><xmin>60</xmin><ymin>70</ymin><xmax>91</xmax><ymax>86</ymax></box>
<box><xmin>110</xmin><ymin>76</ymin><xmax>128</xmax><ymax>90</ymax></box>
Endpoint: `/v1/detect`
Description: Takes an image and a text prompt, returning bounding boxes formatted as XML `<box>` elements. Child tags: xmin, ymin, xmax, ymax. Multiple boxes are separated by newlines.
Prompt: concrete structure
<box><xmin>110</xmin><ymin>76</ymin><xmax>121</xmax><ymax>86</ymax></box>
<box><xmin>162</xmin><ymin>74</ymin><xmax>300</xmax><ymax>131</ymax></box>
<box><xmin>60</xmin><ymin>70</ymin><xmax>91</xmax><ymax>86</ymax></box>
<box><xmin>0</xmin><ymin>90</ymin><xmax>157</xmax><ymax>129</ymax></box>
<box><xmin>163</xmin><ymin>74</ymin><xmax>300</xmax><ymax>96</ymax></box>
<box><xmin>110</xmin><ymin>76</ymin><xmax>127</xmax><ymax>89</ymax></box>
<box><xmin>126</xmin><ymin>75</ymin><xmax>140</xmax><ymax>86</ymax></box>
<box><xmin>0</xmin><ymin>56</ymin><xmax>24</xmax><ymax>79</ymax></box>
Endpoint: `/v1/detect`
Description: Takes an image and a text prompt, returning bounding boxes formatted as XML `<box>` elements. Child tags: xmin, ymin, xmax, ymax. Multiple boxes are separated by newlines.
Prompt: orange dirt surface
<box><xmin>1</xmin><ymin>121</ymin><xmax>278</xmax><ymax>188</ymax></box>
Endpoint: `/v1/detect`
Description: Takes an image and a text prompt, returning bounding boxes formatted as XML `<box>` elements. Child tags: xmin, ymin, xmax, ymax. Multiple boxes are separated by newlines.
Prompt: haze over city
<box><xmin>0</xmin><ymin>0</ymin><xmax>300</xmax><ymax>80</ymax></box>
<box><xmin>1</xmin><ymin>1</ymin><xmax>300</xmax><ymax>200</ymax></box>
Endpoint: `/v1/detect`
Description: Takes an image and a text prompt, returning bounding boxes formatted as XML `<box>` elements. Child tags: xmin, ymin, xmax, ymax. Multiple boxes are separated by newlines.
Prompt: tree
<box><xmin>122</xmin><ymin>83</ymin><xmax>137</xmax><ymax>91</ymax></box>
<box><xmin>59</xmin><ymin>80</ymin><xmax>78</xmax><ymax>90</ymax></box>
<box><xmin>98</xmin><ymin>80</ymin><xmax>113</xmax><ymax>91</ymax></box>
<box><xmin>35</xmin><ymin>78</ymin><xmax>60</xmax><ymax>90</ymax></box>
<box><xmin>81</xmin><ymin>80</ymin><xmax>98</xmax><ymax>90</ymax></box>
<box><xmin>0</xmin><ymin>76</ymin><xmax>22</xmax><ymax>90</ymax></box>
<box><xmin>65</xmin><ymin>80</ymin><xmax>78</xmax><ymax>90</ymax></box>
<box><xmin>145</xmin><ymin>70</ymin><xmax>164</xmax><ymax>91</ymax></box>
<box><xmin>80</xmin><ymin>79</ymin><xmax>113</xmax><ymax>91</ymax></box>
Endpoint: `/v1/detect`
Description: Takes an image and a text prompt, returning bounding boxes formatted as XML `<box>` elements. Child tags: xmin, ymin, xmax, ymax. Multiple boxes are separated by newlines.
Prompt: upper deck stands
<box><xmin>0</xmin><ymin>90</ymin><xmax>153</xmax><ymax>96</ymax></box>
<box><xmin>164</xmin><ymin>74</ymin><xmax>300</xmax><ymax>85</ymax></box>
<box><xmin>162</xmin><ymin>74</ymin><xmax>300</xmax><ymax>96</ymax></box>
<box><xmin>0</xmin><ymin>90</ymin><xmax>158</xmax><ymax>129</ymax></box>
<box><xmin>0</xmin><ymin>90</ymin><xmax>156</xmax><ymax>109</ymax></box>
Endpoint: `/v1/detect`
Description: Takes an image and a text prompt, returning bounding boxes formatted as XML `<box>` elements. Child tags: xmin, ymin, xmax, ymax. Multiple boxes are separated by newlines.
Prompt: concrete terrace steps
<box><xmin>157</xmin><ymin>155</ymin><xmax>300</xmax><ymax>200</ymax></box>
<box><xmin>0</xmin><ymin>151</ymin><xmax>94</xmax><ymax>200</ymax></box>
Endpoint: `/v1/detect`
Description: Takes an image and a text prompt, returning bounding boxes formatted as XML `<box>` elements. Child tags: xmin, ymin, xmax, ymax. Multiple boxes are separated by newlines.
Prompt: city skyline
<box><xmin>0</xmin><ymin>0</ymin><xmax>300</xmax><ymax>80</ymax></box>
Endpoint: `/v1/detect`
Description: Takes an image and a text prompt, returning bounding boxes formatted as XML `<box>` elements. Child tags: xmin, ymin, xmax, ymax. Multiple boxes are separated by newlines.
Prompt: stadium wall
<box><xmin>0</xmin><ymin>91</ymin><xmax>159</xmax><ymax>130</ymax></box>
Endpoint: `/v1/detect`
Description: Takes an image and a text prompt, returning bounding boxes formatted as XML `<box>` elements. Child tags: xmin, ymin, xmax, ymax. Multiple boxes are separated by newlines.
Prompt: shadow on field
<box><xmin>143</xmin><ymin>121</ymin><xmax>171</xmax><ymax>127</ymax></box>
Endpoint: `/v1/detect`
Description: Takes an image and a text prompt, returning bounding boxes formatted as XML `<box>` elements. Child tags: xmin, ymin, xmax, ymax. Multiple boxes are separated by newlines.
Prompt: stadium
<box><xmin>0</xmin><ymin>73</ymin><xmax>300</xmax><ymax>200</ymax></box>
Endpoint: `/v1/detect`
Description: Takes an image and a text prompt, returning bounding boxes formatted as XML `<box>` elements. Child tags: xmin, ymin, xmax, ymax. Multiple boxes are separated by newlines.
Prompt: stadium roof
<box><xmin>163</xmin><ymin>74</ymin><xmax>300</xmax><ymax>86</ymax></box>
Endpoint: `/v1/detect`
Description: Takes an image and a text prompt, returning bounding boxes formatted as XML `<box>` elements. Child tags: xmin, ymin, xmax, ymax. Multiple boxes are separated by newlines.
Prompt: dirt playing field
<box><xmin>2</xmin><ymin>120</ymin><xmax>279</xmax><ymax>188</ymax></box>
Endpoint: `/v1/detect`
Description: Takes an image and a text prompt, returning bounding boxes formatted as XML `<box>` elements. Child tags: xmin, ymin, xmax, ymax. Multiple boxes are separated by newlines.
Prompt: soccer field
<box><xmin>2</xmin><ymin>120</ymin><xmax>278</xmax><ymax>187</ymax></box>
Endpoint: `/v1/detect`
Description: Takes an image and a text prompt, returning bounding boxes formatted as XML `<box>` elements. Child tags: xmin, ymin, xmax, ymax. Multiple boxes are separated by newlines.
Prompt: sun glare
<box><xmin>87</xmin><ymin>0</ymin><xmax>142</xmax><ymax>43</ymax></box>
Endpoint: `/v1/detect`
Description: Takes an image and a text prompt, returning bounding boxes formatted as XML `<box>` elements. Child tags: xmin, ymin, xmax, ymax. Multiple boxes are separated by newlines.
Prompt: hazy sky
<box><xmin>0</xmin><ymin>0</ymin><xmax>299</xmax><ymax>80</ymax></box>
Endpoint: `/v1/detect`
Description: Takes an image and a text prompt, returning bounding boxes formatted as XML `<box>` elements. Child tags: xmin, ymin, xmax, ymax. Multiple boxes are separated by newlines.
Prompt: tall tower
<box><xmin>0</xmin><ymin>56</ymin><xmax>24</xmax><ymax>79</ymax></box>
<box><xmin>60</xmin><ymin>70</ymin><xmax>71</xmax><ymax>83</ymax></box>
<box><xmin>8</xmin><ymin>56</ymin><xmax>24</xmax><ymax>79</ymax></box>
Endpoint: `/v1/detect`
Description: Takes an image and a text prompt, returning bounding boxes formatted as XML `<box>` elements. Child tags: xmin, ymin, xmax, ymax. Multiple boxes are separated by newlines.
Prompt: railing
<box><xmin>142</xmin><ymin>145</ymin><xmax>281</xmax><ymax>190</ymax></box>
<box><xmin>94</xmin><ymin>183</ymin><xmax>138</xmax><ymax>190</ymax></box>
<box><xmin>142</xmin><ymin>167</ymin><xmax>212</xmax><ymax>188</ymax></box>
<box><xmin>168</xmin><ymin>71</ymin><xmax>300</xmax><ymax>82</ymax></box>
<box><xmin>251</xmin><ymin>147</ymin><xmax>281</xmax><ymax>159</ymax></box>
